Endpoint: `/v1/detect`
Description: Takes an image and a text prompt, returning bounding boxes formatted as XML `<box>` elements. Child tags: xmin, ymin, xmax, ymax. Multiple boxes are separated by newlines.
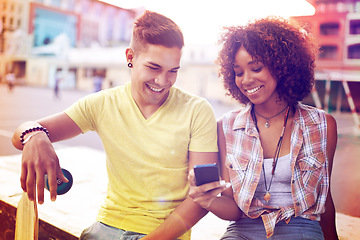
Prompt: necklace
<box><xmin>255</xmin><ymin>105</ymin><xmax>288</xmax><ymax>128</ymax></box>
<box><xmin>259</xmin><ymin>106</ymin><xmax>290</xmax><ymax>202</ymax></box>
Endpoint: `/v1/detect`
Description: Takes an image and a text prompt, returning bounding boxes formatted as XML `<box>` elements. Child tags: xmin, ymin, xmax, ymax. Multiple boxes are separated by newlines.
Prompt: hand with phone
<box><xmin>188</xmin><ymin>163</ymin><xmax>231</xmax><ymax>209</ymax></box>
<box><xmin>194</xmin><ymin>163</ymin><xmax>220</xmax><ymax>186</ymax></box>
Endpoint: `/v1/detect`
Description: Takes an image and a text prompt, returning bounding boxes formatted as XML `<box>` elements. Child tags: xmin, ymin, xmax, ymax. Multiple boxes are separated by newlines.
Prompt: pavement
<box><xmin>1</xmin><ymin>84</ymin><xmax>360</xmax><ymax>239</ymax></box>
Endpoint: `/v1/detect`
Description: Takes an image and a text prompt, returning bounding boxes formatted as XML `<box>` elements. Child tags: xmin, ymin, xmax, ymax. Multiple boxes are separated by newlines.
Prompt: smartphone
<box><xmin>194</xmin><ymin>163</ymin><xmax>220</xmax><ymax>186</ymax></box>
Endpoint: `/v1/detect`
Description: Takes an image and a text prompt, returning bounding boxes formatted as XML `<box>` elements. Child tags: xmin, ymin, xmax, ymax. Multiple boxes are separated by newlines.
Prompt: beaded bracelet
<box><xmin>22</xmin><ymin>131</ymin><xmax>44</xmax><ymax>145</ymax></box>
<box><xmin>20</xmin><ymin>126</ymin><xmax>50</xmax><ymax>145</ymax></box>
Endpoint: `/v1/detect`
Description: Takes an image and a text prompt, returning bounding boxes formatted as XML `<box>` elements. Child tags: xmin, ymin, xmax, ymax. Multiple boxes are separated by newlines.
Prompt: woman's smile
<box><xmin>246</xmin><ymin>85</ymin><xmax>263</xmax><ymax>95</ymax></box>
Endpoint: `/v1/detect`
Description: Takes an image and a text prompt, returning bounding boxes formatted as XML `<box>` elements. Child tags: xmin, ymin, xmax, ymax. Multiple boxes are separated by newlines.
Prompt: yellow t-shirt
<box><xmin>65</xmin><ymin>82</ymin><xmax>218</xmax><ymax>239</ymax></box>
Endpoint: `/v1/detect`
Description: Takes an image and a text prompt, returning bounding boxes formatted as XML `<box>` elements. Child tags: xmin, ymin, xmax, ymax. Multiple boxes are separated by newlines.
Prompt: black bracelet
<box><xmin>20</xmin><ymin>126</ymin><xmax>50</xmax><ymax>145</ymax></box>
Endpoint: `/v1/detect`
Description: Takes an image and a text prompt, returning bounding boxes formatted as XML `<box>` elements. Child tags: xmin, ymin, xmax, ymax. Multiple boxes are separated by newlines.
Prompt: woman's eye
<box><xmin>235</xmin><ymin>72</ymin><xmax>244</xmax><ymax>77</ymax></box>
<box><xmin>253</xmin><ymin>66</ymin><xmax>263</xmax><ymax>72</ymax></box>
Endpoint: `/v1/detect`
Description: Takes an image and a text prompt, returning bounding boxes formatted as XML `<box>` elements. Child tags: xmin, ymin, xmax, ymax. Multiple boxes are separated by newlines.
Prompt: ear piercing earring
<box><xmin>128</xmin><ymin>62</ymin><xmax>133</xmax><ymax>68</ymax></box>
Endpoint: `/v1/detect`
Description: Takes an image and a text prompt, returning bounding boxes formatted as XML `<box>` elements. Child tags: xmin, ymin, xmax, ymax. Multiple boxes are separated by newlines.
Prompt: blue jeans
<box><xmin>80</xmin><ymin>222</ymin><xmax>145</xmax><ymax>240</ymax></box>
<box><xmin>220</xmin><ymin>217</ymin><xmax>324</xmax><ymax>240</ymax></box>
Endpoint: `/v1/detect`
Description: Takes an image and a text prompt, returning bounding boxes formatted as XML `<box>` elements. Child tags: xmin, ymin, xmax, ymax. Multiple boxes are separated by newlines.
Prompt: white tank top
<box><xmin>254</xmin><ymin>153</ymin><xmax>293</xmax><ymax>207</ymax></box>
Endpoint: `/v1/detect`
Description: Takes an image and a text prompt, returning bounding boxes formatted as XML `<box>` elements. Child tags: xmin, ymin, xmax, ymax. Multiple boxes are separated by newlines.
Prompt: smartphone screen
<box><xmin>194</xmin><ymin>163</ymin><xmax>219</xmax><ymax>186</ymax></box>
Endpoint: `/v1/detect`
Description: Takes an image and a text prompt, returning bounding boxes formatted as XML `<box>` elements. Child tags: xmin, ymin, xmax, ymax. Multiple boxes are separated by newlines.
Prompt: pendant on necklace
<box><xmin>265</xmin><ymin>119</ymin><xmax>270</xmax><ymax>128</ymax></box>
<box><xmin>264</xmin><ymin>192</ymin><xmax>271</xmax><ymax>202</ymax></box>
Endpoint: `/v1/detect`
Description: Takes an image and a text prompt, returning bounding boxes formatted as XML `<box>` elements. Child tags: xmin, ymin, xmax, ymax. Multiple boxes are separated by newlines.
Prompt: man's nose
<box><xmin>154</xmin><ymin>73</ymin><xmax>168</xmax><ymax>86</ymax></box>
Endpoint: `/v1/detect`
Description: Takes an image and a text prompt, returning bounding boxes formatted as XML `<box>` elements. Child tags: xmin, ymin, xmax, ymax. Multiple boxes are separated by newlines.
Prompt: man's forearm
<box><xmin>12</xmin><ymin>121</ymin><xmax>43</xmax><ymax>150</ymax></box>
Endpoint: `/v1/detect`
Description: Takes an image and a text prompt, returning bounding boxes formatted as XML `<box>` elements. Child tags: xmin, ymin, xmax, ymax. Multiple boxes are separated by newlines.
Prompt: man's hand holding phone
<box><xmin>188</xmin><ymin>163</ymin><xmax>231</xmax><ymax>209</ymax></box>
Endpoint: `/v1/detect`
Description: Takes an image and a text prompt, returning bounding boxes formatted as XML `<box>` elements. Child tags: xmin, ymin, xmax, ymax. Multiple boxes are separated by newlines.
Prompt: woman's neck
<box><xmin>253</xmin><ymin>101</ymin><xmax>289</xmax><ymax>118</ymax></box>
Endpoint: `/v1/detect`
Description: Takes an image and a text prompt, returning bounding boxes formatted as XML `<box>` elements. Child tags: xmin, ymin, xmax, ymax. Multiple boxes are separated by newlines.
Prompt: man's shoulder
<box><xmin>167</xmin><ymin>87</ymin><xmax>215</xmax><ymax>119</ymax></box>
<box><xmin>171</xmin><ymin>86</ymin><xmax>208</xmax><ymax>104</ymax></box>
<box><xmin>90</xmin><ymin>85</ymin><xmax>127</xmax><ymax>100</ymax></box>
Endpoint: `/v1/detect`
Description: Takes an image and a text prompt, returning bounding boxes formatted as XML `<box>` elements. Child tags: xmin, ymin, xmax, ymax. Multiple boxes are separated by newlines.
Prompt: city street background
<box><xmin>1</xmin><ymin>0</ymin><xmax>360</xmax><ymax>239</ymax></box>
<box><xmin>1</xmin><ymin>83</ymin><xmax>360</xmax><ymax>239</ymax></box>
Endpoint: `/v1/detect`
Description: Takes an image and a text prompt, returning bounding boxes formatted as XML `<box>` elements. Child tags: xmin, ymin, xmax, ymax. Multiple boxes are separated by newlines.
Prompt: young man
<box><xmin>12</xmin><ymin>11</ymin><xmax>222</xmax><ymax>240</ymax></box>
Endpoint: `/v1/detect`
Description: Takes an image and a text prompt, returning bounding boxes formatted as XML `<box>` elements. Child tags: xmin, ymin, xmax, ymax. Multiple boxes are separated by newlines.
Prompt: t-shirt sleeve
<box><xmin>64</xmin><ymin>93</ymin><xmax>101</xmax><ymax>133</ymax></box>
<box><xmin>188</xmin><ymin>99</ymin><xmax>218</xmax><ymax>153</ymax></box>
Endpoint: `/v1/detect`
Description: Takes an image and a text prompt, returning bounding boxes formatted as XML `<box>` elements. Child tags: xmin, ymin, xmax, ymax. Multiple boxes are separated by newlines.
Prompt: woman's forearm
<box><xmin>207</xmin><ymin>195</ymin><xmax>242</xmax><ymax>221</ymax></box>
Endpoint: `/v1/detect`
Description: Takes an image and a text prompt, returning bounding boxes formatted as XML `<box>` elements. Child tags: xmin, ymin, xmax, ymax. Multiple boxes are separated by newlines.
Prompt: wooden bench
<box><xmin>0</xmin><ymin>197</ymin><xmax>78</xmax><ymax>240</ymax></box>
<box><xmin>2</xmin><ymin>146</ymin><xmax>360</xmax><ymax>240</ymax></box>
<box><xmin>0</xmin><ymin>146</ymin><xmax>108</xmax><ymax>240</ymax></box>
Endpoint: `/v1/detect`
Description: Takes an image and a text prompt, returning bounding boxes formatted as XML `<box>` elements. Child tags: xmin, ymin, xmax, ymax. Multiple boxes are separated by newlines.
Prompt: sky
<box><xmin>100</xmin><ymin>0</ymin><xmax>316</xmax><ymax>45</ymax></box>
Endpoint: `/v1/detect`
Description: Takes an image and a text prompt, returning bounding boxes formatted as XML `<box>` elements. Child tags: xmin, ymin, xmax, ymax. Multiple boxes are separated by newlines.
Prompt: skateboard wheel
<box><xmin>45</xmin><ymin>168</ymin><xmax>73</xmax><ymax>195</ymax></box>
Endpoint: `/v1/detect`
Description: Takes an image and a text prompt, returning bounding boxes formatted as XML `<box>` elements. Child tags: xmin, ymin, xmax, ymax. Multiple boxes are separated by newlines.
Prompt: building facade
<box><xmin>292</xmin><ymin>0</ymin><xmax>360</xmax><ymax>117</ymax></box>
<box><xmin>292</xmin><ymin>0</ymin><xmax>360</xmax><ymax>71</ymax></box>
<box><xmin>2</xmin><ymin>0</ymin><xmax>360</xmax><ymax>109</ymax></box>
<box><xmin>0</xmin><ymin>0</ymin><xmax>138</xmax><ymax>90</ymax></box>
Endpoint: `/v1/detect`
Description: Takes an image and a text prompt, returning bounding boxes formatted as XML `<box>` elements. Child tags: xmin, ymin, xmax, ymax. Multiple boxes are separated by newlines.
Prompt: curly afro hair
<box><xmin>217</xmin><ymin>16</ymin><xmax>318</xmax><ymax>106</ymax></box>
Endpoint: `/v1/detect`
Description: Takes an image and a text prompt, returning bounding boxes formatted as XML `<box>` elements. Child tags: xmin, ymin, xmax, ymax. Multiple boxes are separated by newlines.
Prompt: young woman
<box><xmin>188</xmin><ymin>17</ymin><xmax>339</xmax><ymax>239</ymax></box>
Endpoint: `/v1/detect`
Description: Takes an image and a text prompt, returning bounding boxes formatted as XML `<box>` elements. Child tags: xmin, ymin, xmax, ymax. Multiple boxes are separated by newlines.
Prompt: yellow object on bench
<box><xmin>15</xmin><ymin>192</ymin><xmax>38</xmax><ymax>240</ymax></box>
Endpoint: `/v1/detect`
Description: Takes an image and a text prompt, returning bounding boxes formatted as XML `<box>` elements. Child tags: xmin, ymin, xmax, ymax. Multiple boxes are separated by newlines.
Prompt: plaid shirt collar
<box><xmin>232</xmin><ymin>102</ymin><xmax>322</xmax><ymax>131</ymax></box>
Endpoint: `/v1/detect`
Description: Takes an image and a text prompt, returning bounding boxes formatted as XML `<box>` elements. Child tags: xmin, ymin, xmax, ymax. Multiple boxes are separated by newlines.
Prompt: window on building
<box><xmin>106</xmin><ymin>7</ymin><xmax>115</xmax><ymax>45</ymax></box>
<box><xmin>337</xmin><ymin>2</ymin><xmax>350</xmax><ymax>12</ymax></box>
<box><xmin>320</xmin><ymin>22</ymin><xmax>340</xmax><ymax>35</ymax></box>
<box><xmin>83</xmin><ymin>68</ymin><xmax>93</xmax><ymax>78</ymax></box>
<box><xmin>319</xmin><ymin>45</ymin><xmax>338</xmax><ymax>59</ymax></box>
<box><xmin>348</xmin><ymin>44</ymin><xmax>360</xmax><ymax>59</ymax></box>
<box><xmin>356</xmin><ymin>1</ymin><xmax>360</xmax><ymax>12</ymax></box>
<box><xmin>350</xmin><ymin>20</ymin><xmax>360</xmax><ymax>34</ymax></box>
<box><xmin>117</xmin><ymin>10</ymin><xmax>131</xmax><ymax>42</ymax></box>
<box><xmin>33</xmin><ymin>7</ymin><xmax>78</xmax><ymax>47</ymax></box>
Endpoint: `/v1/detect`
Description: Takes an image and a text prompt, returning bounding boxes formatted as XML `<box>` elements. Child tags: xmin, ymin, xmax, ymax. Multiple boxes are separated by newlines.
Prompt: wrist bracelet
<box><xmin>21</xmin><ymin>131</ymin><xmax>44</xmax><ymax>145</ymax></box>
<box><xmin>20</xmin><ymin>126</ymin><xmax>50</xmax><ymax>145</ymax></box>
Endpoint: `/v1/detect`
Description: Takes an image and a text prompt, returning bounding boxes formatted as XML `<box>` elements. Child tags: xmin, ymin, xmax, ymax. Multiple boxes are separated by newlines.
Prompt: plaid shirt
<box><xmin>222</xmin><ymin>103</ymin><xmax>329</xmax><ymax>238</ymax></box>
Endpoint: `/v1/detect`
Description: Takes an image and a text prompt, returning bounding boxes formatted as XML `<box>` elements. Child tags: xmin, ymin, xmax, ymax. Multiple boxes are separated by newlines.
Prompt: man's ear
<box><xmin>125</xmin><ymin>48</ymin><xmax>134</xmax><ymax>62</ymax></box>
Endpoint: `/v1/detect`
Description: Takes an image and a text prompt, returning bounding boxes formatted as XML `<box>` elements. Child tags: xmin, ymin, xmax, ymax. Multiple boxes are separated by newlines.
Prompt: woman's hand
<box><xmin>188</xmin><ymin>169</ymin><xmax>230</xmax><ymax>209</ymax></box>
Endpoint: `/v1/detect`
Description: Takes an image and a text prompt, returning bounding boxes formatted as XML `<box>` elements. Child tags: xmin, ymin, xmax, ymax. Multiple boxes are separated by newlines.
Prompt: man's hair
<box><xmin>130</xmin><ymin>10</ymin><xmax>184</xmax><ymax>51</ymax></box>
